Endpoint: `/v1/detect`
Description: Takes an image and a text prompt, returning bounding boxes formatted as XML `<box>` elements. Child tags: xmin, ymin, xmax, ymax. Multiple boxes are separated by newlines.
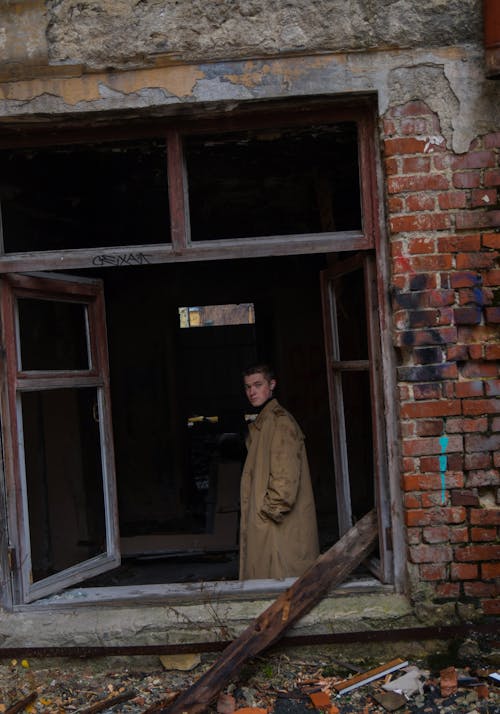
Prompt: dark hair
<box><xmin>242</xmin><ymin>363</ymin><xmax>275</xmax><ymax>381</ymax></box>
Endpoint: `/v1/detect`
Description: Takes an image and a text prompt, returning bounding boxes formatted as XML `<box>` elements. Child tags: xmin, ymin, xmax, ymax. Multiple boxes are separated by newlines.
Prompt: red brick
<box><xmin>404</xmin><ymin>493</ymin><xmax>422</xmax><ymax>508</ymax></box>
<box><xmin>423</xmin><ymin>525</ymin><xmax>449</xmax><ymax>543</ymax></box>
<box><xmin>447</xmin><ymin>344</ymin><xmax>468</xmax><ymax>361</ymax></box>
<box><xmin>402</xmin><ymin>156</ymin><xmax>431</xmax><ymax>173</ymax></box>
<box><xmin>468</xmin><ymin>344</ymin><xmax>483</xmax><ymax>359</ymax></box>
<box><xmin>456</xmin><ymin>211</ymin><xmax>500</xmax><ymax>230</ymax></box>
<box><xmin>470</xmin><ymin>509</ymin><xmax>500</xmax><ymax>526</ymax></box>
<box><xmin>485</xmin><ymin>344</ymin><xmax>500</xmax><ymax>361</ymax></box>
<box><xmin>421</xmin><ymin>492</ymin><xmax>450</xmax><ymax>507</ymax></box>
<box><xmin>401</xmin><ymin>117</ymin><xmax>434</xmax><ymax>135</ymax></box>
<box><xmin>407</xmin><ymin>527</ymin><xmax>421</xmax><ymax>544</ymax></box>
<box><xmin>390</xmin><ymin>100</ymin><xmax>436</xmax><ymax>118</ymax></box>
<box><xmin>464</xmin><ymin>453</ymin><xmax>492</xmax><ymax>469</ymax></box>
<box><xmin>406</xmin><ymin>195</ymin><xmax>435</xmax><ymax>213</ymax></box>
<box><xmin>428</xmin><ymin>289</ymin><xmax>455</xmax><ymax>307</ymax></box>
<box><xmin>401</xmin><ymin>400</ymin><xmax>461</xmax><ymax>419</ymax></box>
<box><xmin>416</xmin><ymin>419</ymin><xmax>444</xmax><ymax>436</ymax></box>
<box><xmin>466</xmin><ymin>470</ymin><xmax>499</xmax><ymax>487</ymax></box>
<box><xmin>450</xmin><ymin>271</ymin><xmax>482</xmax><ymax>288</ymax></box>
<box><xmin>485</xmin><ymin>306</ymin><xmax>500</xmax><ymax>323</ymax></box>
<box><xmin>438</xmin><ymin>191</ymin><xmax>468</xmax><ymax>210</ymax></box>
<box><xmin>411</xmin><ymin>255</ymin><xmax>453</xmax><ymax>271</ymax></box>
<box><xmin>405</xmin><ymin>507</ymin><xmax>466</xmax><ymax>526</ymax></box>
<box><xmin>410</xmin><ymin>544</ymin><xmax>453</xmax><ymax>563</ymax></box>
<box><xmin>456</xmin><ymin>251</ymin><xmax>498</xmax><ymax>270</ymax></box>
<box><xmin>437</xmin><ymin>234</ymin><xmax>481</xmax><ymax>252</ymax></box>
<box><xmin>484</xmin><ymin>132</ymin><xmax>500</xmax><ymax>148</ymax></box>
<box><xmin>420</xmin><ymin>563</ymin><xmax>447</xmax><ymax>580</ymax></box>
<box><xmin>451</xmin><ymin>489</ymin><xmax>480</xmax><ymax>507</ymax></box>
<box><xmin>385</xmin><ymin>137</ymin><xmax>429</xmax><ymax>156</ymax></box>
<box><xmin>435</xmin><ymin>583</ymin><xmax>460</xmax><ymax>598</ymax></box>
<box><xmin>482</xmin><ymin>562</ymin><xmax>500</xmax><ymax>579</ymax></box>
<box><xmin>461</xmin><ymin>361</ymin><xmax>498</xmax><ymax>378</ymax></box>
<box><xmin>450</xmin><ymin>525</ymin><xmax>469</xmax><ymax>543</ymax></box>
<box><xmin>446</xmin><ymin>416</ymin><xmax>488</xmax><ymax>432</ymax></box>
<box><xmin>388</xmin><ymin>196</ymin><xmax>404</xmax><ymax>212</ymax></box>
<box><xmin>455</xmin><ymin>381</ymin><xmax>484</xmax><ymax>398</ymax></box>
<box><xmin>466</xmin><ymin>433</ymin><xmax>500</xmax><ymax>452</ymax></box>
<box><xmin>413</xmin><ymin>383</ymin><xmax>442</xmax><ymax>400</ymax></box>
<box><xmin>485</xmin><ymin>381</ymin><xmax>500</xmax><ymax>397</ymax></box>
<box><xmin>484</xmin><ymin>168</ymin><xmax>500</xmax><ymax>186</ymax></box>
<box><xmin>454</xmin><ymin>307</ymin><xmax>482</xmax><ymax>325</ymax></box>
<box><xmin>451</xmin><ymin>151</ymin><xmax>496</xmax><ymax>169</ymax></box>
<box><xmin>458</xmin><ymin>287</ymin><xmax>492</xmax><ymax>305</ymax></box>
<box><xmin>463</xmin><ymin>399</ymin><xmax>500</xmax><ymax>416</ymax></box>
<box><xmin>483</xmin><ymin>599</ymin><xmax>500</xmax><ymax>615</ymax></box>
<box><xmin>388</xmin><ymin>174</ymin><xmax>449</xmax><ymax>194</ymax></box>
<box><xmin>464</xmin><ymin>581</ymin><xmax>499</xmax><ymax>597</ymax></box>
<box><xmin>453</xmin><ymin>172</ymin><xmax>481</xmax><ymax>189</ymax></box>
<box><xmin>451</xmin><ymin>562</ymin><xmax>478</xmax><ymax>580</ymax></box>
<box><xmin>404</xmin><ymin>473</ymin><xmax>463</xmax><ymax>491</ymax></box>
<box><xmin>402</xmin><ymin>435</ymin><xmax>463</xmax><ymax>457</ymax></box>
<box><xmin>407</xmin><ymin>237</ymin><xmax>436</xmax><ymax>253</ymax></box>
<box><xmin>390</xmin><ymin>213</ymin><xmax>451</xmax><ymax>232</ymax></box>
<box><xmin>483</xmin><ymin>232</ymin><xmax>500</xmax><ymax>249</ymax></box>
<box><xmin>471</xmin><ymin>527</ymin><xmax>497</xmax><ymax>541</ymax></box>
<box><xmin>471</xmin><ymin>189</ymin><xmax>497</xmax><ymax>207</ymax></box>
<box><xmin>454</xmin><ymin>544</ymin><xmax>500</xmax><ymax>561</ymax></box>
<box><xmin>383</xmin><ymin>119</ymin><xmax>397</xmax><ymax>136</ymax></box>
<box><xmin>385</xmin><ymin>156</ymin><xmax>399</xmax><ymax>174</ymax></box>
<box><xmin>484</xmin><ymin>269</ymin><xmax>500</xmax><ymax>286</ymax></box>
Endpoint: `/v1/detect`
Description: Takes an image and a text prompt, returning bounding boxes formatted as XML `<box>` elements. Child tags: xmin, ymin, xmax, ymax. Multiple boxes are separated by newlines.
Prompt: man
<box><xmin>239</xmin><ymin>364</ymin><xmax>319</xmax><ymax>580</ymax></box>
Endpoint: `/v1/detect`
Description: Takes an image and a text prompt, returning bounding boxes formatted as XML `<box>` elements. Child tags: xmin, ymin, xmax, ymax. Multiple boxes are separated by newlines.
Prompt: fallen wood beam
<box><xmin>78</xmin><ymin>689</ymin><xmax>136</xmax><ymax>714</ymax></box>
<box><xmin>5</xmin><ymin>692</ymin><xmax>37</xmax><ymax>714</ymax></box>
<box><xmin>161</xmin><ymin>509</ymin><xmax>378</xmax><ymax>714</ymax></box>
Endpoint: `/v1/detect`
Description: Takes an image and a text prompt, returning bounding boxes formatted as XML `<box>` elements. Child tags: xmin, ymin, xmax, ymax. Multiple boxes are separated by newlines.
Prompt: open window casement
<box><xmin>321</xmin><ymin>253</ymin><xmax>392</xmax><ymax>584</ymax></box>
<box><xmin>0</xmin><ymin>272</ymin><xmax>120</xmax><ymax>603</ymax></box>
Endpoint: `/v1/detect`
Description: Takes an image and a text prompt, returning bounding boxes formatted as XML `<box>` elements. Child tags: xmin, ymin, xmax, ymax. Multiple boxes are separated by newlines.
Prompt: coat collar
<box><xmin>251</xmin><ymin>398</ymin><xmax>279</xmax><ymax>431</ymax></box>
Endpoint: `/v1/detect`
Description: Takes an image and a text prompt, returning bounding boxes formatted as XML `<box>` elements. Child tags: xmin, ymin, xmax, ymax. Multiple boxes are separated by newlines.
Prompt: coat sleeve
<box><xmin>260</xmin><ymin>416</ymin><xmax>302</xmax><ymax>523</ymax></box>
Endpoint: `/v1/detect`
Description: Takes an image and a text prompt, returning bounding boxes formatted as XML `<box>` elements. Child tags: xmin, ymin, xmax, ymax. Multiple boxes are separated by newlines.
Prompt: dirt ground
<box><xmin>1</xmin><ymin>633</ymin><xmax>499</xmax><ymax>713</ymax></box>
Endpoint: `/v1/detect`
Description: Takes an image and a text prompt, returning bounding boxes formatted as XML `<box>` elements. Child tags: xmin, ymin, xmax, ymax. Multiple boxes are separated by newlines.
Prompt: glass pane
<box><xmin>186</xmin><ymin>123</ymin><xmax>361</xmax><ymax>241</ymax></box>
<box><xmin>18</xmin><ymin>298</ymin><xmax>89</xmax><ymax>371</ymax></box>
<box><xmin>21</xmin><ymin>388</ymin><xmax>106</xmax><ymax>582</ymax></box>
<box><xmin>342</xmin><ymin>370</ymin><xmax>374</xmax><ymax>521</ymax></box>
<box><xmin>0</xmin><ymin>138</ymin><xmax>170</xmax><ymax>252</ymax></box>
<box><xmin>334</xmin><ymin>268</ymin><xmax>369</xmax><ymax>360</ymax></box>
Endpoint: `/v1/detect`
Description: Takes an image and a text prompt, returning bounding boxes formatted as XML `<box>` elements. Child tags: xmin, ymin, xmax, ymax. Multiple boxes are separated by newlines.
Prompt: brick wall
<box><xmin>383</xmin><ymin>100</ymin><xmax>500</xmax><ymax>617</ymax></box>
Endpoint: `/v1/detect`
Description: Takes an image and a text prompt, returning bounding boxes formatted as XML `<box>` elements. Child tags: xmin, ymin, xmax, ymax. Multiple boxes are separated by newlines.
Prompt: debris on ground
<box><xmin>1</xmin><ymin>635</ymin><xmax>499</xmax><ymax>713</ymax></box>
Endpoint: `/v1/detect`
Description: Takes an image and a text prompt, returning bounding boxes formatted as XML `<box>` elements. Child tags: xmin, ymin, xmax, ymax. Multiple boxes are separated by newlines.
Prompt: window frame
<box><xmin>0</xmin><ymin>272</ymin><xmax>120</xmax><ymax>604</ymax></box>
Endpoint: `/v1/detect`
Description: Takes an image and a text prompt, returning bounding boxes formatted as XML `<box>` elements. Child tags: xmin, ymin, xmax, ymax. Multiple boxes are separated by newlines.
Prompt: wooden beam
<box><xmin>161</xmin><ymin>509</ymin><xmax>378</xmax><ymax>714</ymax></box>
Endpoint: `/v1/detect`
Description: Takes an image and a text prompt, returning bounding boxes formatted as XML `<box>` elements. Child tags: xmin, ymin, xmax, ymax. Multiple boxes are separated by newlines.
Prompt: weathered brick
<box><xmin>482</xmin><ymin>599</ymin><xmax>500</xmax><ymax>615</ymax></box>
<box><xmin>402</xmin><ymin>156</ymin><xmax>431</xmax><ymax>173</ymax></box>
<box><xmin>438</xmin><ymin>191</ymin><xmax>467</xmax><ymax>210</ymax></box>
<box><xmin>485</xmin><ymin>306</ymin><xmax>500</xmax><ymax>323</ymax></box>
<box><xmin>447</xmin><ymin>344</ymin><xmax>469</xmax><ymax>361</ymax></box>
<box><xmin>453</xmin><ymin>307</ymin><xmax>482</xmax><ymax>325</ymax></box>
<box><xmin>395</xmin><ymin>326</ymin><xmax>457</xmax><ymax>348</ymax></box>
<box><xmin>416</xmin><ymin>417</ymin><xmax>444</xmax><ymax>435</ymax></box>
<box><xmin>450</xmin><ymin>525</ymin><xmax>469</xmax><ymax>543</ymax></box>
<box><xmin>450</xmin><ymin>271</ymin><xmax>482</xmax><ymax>289</ymax></box>
<box><xmin>388</xmin><ymin>174</ymin><xmax>449</xmax><ymax>194</ymax></box>
<box><xmin>458</xmin><ymin>287</ymin><xmax>491</xmax><ymax>305</ymax></box>
<box><xmin>460</xmin><ymin>361</ymin><xmax>498</xmax><ymax>378</ymax></box>
<box><xmin>463</xmin><ymin>399</ymin><xmax>500</xmax><ymax>416</ymax></box>
<box><xmin>471</xmin><ymin>527</ymin><xmax>497</xmax><ymax>541</ymax></box>
<box><xmin>454</xmin><ymin>544</ymin><xmax>500</xmax><ymax>561</ymax></box>
<box><xmin>423</xmin><ymin>525</ymin><xmax>449</xmax><ymax>543</ymax></box>
<box><xmin>451</xmin><ymin>489</ymin><xmax>480</xmax><ymax>507</ymax></box>
<box><xmin>437</xmin><ymin>234</ymin><xmax>481</xmax><ymax>252</ymax></box>
<box><xmin>481</xmin><ymin>562</ymin><xmax>500</xmax><ymax>579</ymax></box>
<box><xmin>453</xmin><ymin>171</ymin><xmax>481</xmax><ymax>189</ymax></box>
<box><xmin>455</xmin><ymin>210</ymin><xmax>500</xmax><ymax>230</ymax></box>
<box><xmin>464</xmin><ymin>453</ymin><xmax>492</xmax><ymax>470</ymax></box>
<box><xmin>420</xmin><ymin>563</ymin><xmax>447</xmax><ymax>580</ymax></box>
<box><xmin>485</xmin><ymin>381</ymin><xmax>500</xmax><ymax>397</ymax></box>
<box><xmin>485</xmin><ymin>344</ymin><xmax>500</xmax><ymax>360</ymax></box>
<box><xmin>410</xmin><ymin>544</ymin><xmax>453</xmax><ymax>563</ymax></box>
<box><xmin>398</xmin><ymin>363</ymin><xmax>458</xmax><ymax>382</ymax></box>
<box><xmin>483</xmin><ymin>232</ymin><xmax>500</xmax><ymax>249</ymax></box>
<box><xmin>435</xmin><ymin>583</ymin><xmax>460</xmax><ymax>598</ymax></box>
<box><xmin>451</xmin><ymin>562</ymin><xmax>478</xmax><ymax>580</ymax></box>
<box><xmin>484</xmin><ymin>132</ymin><xmax>500</xmax><ymax>148</ymax></box>
<box><xmin>470</xmin><ymin>509</ymin><xmax>500</xmax><ymax>526</ymax></box>
<box><xmin>464</xmin><ymin>581</ymin><xmax>498</xmax><ymax>598</ymax></box>
<box><xmin>404</xmin><ymin>493</ymin><xmax>422</xmax><ymax>508</ymax></box>
<box><xmin>404</xmin><ymin>473</ymin><xmax>463</xmax><ymax>491</ymax></box>
<box><xmin>413</xmin><ymin>383</ymin><xmax>442</xmax><ymax>400</ymax></box>
<box><xmin>405</xmin><ymin>507</ymin><xmax>466</xmax><ymax>526</ymax></box>
<box><xmin>451</xmin><ymin>151</ymin><xmax>496</xmax><ymax>170</ymax></box>
<box><xmin>428</xmin><ymin>289</ymin><xmax>455</xmax><ymax>307</ymax></box>
<box><xmin>456</xmin><ymin>251</ymin><xmax>498</xmax><ymax>270</ymax></box>
<box><xmin>466</xmin><ymin>470</ymin><xmax>500</xmax><ymax>488</ymax></box>
<box><xmin>471</xmin><ymin>189</ymin><xmax>497</xmax><ymax>207</ymax></box>
<box><xmin>468</xmin><ymin>344</ymin><xmax>483</xmax><ymax>360</ymax></box>
<box><xmin>406</xmin><ymin>195</ymin><xmax>435</xmax><ymax>213</ymax></box>
<box><xmin>484</xmin><ymin>168</ymin><xmax>500</xmax><ymax>186</ymax></box>
<box><xmin>385</xmin><ymin>137</ymin><xmax>429</xmax><ymax>156</ymax></box>
<box><xmin>446</xmin><ymin>416</ymin><xmax>488</xmax><ymax>433</ymax></box>
<box><xmin>455</xmin><ymin>381</ymin><xmax>484</xmax><ymax>398</ymax></box>
<box><xmin>465</xmin><ymin>433</ymin><xmax>500</xmax><ymax>453</ymax></box>
<box><xmin>391</xmin><ymin>213</ymin><xmax>451</xmax><ymax>233</ymax></box>
<box><xmin>484</xmin><ymin>269</ymin><xmax>500</xmax><ymax>286</ymax></box>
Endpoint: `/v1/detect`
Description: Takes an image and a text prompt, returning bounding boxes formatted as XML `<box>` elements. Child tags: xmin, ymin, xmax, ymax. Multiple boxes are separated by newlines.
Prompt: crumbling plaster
<box><xmin>0</xmin><ymin>0</ymin><xmax>498</xmax><ymax>154</ymax></box>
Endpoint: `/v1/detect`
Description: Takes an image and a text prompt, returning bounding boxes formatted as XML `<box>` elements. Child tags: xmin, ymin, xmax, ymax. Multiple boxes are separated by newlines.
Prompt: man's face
<box><xmin>244</xmin><ymin>372</ymin><xmax>276</xmax><ymax>408</ymax></box>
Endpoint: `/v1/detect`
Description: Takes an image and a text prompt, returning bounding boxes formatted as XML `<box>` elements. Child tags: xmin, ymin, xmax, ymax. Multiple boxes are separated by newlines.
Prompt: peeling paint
<box><xmin>221</xmin><ymin>55</ymin><xmax>341</xmax><ymax>89</ymax></box>
<box><xmin>0</xmin><ymin>64</ymin><xmax>205</xmax><ymax>105</ymax></box>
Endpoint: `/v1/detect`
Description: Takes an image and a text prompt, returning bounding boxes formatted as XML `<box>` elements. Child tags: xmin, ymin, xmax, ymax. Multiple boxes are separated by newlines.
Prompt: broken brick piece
<box><xmin>217</xmin><ymin>692</ymin><xmax>236</xmax><ymax>713</ymax></box>
<box><xmin>440</xmin><ymin>666</ymin><xmax>458</xmax><ymax>697</ymax></box>
<box><xmin>477</xmin><ymin>684</ymin><xmax>489</xmax><ymax>700</ymax></box>
<box><xmin>309</xmin><ymin>690</ymin><xmax>331</xmax><ymax>709</ymax></box>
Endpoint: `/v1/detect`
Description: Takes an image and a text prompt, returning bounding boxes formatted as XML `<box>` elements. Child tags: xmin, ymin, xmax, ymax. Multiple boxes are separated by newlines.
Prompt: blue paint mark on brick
<box><xmin>439</xmin><ymin>435</ymin><xmax>449</xmax><ymax>505</ymax></box>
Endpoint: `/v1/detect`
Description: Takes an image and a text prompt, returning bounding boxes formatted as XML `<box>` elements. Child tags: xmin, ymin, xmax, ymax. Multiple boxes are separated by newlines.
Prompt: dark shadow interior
<box><xmin>0</xmin><ymin>123</ymin><xmax>376</xmax><ymax>589</ymax></box>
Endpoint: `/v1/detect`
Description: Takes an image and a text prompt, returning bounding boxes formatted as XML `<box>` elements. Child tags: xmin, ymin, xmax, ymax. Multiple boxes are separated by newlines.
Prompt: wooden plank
<box><xmin>333</xmin><ymin>658</ymin><xmax>408</xmax><ymax>694</ymax></box>
<box><xmin>161</xmin><ymin>509</ymin><xmax>378</xmax><ymax>714</ymax></box>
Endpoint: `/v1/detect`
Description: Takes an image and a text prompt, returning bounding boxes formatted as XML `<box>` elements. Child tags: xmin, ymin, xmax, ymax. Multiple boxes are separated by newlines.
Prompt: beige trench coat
<box><xmin>239</xmin><ymin>399</ymin><xmax>319</xmax><ymax>580</ymax></box>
